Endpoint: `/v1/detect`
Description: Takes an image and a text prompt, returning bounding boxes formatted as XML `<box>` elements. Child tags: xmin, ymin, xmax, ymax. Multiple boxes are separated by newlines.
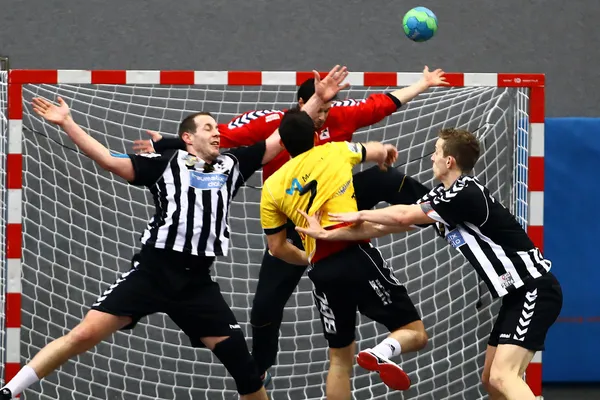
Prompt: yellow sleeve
<box><xmin>332</xmin><ymin>141</ymin><xmax>365</xmax><ymax>166</ymax></box>
<box><xmin>260</xmin><ymin>182</ymin><xmax>287</xmax><ymax>235</ymax></box>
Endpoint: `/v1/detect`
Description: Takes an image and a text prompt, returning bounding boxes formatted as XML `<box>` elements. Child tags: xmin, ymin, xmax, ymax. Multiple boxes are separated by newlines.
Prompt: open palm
<box><xmin>296</xmin><ymin>209</ymin><xmax>327</xmax><ymax>239</ymax></box>
<box><xmin>32</xmin><ymin>97</ymin><xmax>71</xmax><ymax>125</ymax></box>
<box><xmin>422</xmin><ymin>66</ymin><xmax>448</xmax><ymax>87</ymax></box>
<box><xmin>313</xmin><ymin>65</ymin><xmax>350</xmax><ymax>102</ymax></box>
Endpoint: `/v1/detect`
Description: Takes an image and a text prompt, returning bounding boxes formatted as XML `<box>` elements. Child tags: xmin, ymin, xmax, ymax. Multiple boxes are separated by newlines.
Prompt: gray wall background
<box><xmin>1</xmin><ymin>0</ymin><xmax>598</xmax><ymax>117</ymax></box>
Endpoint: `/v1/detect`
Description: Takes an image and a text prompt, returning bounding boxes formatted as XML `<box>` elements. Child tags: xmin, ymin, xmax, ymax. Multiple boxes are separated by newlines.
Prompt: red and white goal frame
<box><xmin>3</xmin><ymin>69</ymin><xmax>545</xmax><ymax>398</ymax></box>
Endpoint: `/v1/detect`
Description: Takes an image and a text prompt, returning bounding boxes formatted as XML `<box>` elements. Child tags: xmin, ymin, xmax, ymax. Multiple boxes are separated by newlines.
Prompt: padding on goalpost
<box><xmin>1</xmin><ymin>69</ymin><xmax>545</xmax><ymax>400</ymax></box>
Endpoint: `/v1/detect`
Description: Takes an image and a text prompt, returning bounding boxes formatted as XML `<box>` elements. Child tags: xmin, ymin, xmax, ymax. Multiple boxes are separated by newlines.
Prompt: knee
<box><xmin>250</xmin><ymin>303</ymin><xmax>282</xmax><ymax>327</ymax></box>
<box><xmin>417</xmin><ymin>330</ymin><xmax>429</xmax><ymax>350</ymax></box>
<box><xmin>481</xmin><ymin>370</ymin><xmax>492</xmax><ymax>393</ymax></box>
<box><xmin>66</xmin><ymin>324</ymin><xmax>103</xmax><ymax>350</ymax></box>
<box><xmin>488</xmin><ymin>367</ymin><xmax>510</xmax><ymax>393</ymax></box>
<box><xmin>415</xmin><ymin>329</ymin><xmax>429</xmax><ymax>350</ymax></box>
<box><xmin>212</xmin><ymin>333</ymin><xmax>263</xmax><ymax>395</ymax></box>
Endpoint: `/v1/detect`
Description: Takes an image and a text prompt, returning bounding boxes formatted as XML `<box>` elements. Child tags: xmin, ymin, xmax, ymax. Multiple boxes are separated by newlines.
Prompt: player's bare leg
<box><xmin>326</xmin><ymin>342</ymin><xmax>355</xmax><ymax>400</ymax></box>
<box><xmin>482</xmin><ymin>345</ymin><xmax>507</xmax><ymax>400</ymax></box>
<box><xmin>1</xmin><ymin>310</ymin><xmax>131</xmax><ymax>398</ymax></box>
<box><xmin>201</xmin><ymin>336</ymin><xmax>269</xmax><ymax>400</ymax></box>
<box><xmin>386</xmin><ymin>320</ymin><xmax>429</xmax><ymax>353</ymax></box>
<box><xmin>488</xmin><ymin>344</ymin><xmax>536</xmax><ymax>400</ymax></box>
<box><xmin>357</xmin><ymin>320</ymin><xmax>428</xmax><ymax>391</ymax></box>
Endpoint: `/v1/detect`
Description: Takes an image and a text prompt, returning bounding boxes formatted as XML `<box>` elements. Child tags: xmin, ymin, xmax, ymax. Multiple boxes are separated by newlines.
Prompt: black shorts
<box><xmin>488</xmin><ymin>272</ymin><xmax>562</xmax><ymax>351</ymax></box>
<box><xmin>308</xmin><ymin>243</ymin><xmax>421</xmax><ymax>348</ymax></box>
<box><xmin>91</xmin><ymin>246</ymin><xmax>242</xmax><ymax>347</ymax></box>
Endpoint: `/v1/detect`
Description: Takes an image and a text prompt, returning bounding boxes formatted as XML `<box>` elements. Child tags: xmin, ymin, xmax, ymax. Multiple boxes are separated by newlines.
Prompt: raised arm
<box><xmin>260</xmin><ymin>65</ymin><xmax>351</xmax><ymax>165</ymax></box>
<box><xmin>388</xmin><ymin>66</ymin><xmax>448</xmax><ymax>105</ymax></box>
<box><xmin>32</xmin><ymin>97</ymin><xmax>135</xmax><ymax>182</ymax></box>
<box><xmin>336</xmin><ymin>66</ymin><xmax>447</xmax><ymax>132</ymax></box>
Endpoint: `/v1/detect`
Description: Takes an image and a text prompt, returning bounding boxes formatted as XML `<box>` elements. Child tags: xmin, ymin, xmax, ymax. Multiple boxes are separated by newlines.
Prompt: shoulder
<box><xmin>330</xmin><ymin>98</ymin><xmax>366</xmax><ymax>109</ymax></box>
<box><xmin>133</xmin><ymin>148</ymin><xmax>179</xmax><ymax>161</ymax></box>
<box><xmin>226</xmin><ymin>109</ymin><xmax>285</xmax><ymax>129</ymax></box>
<box><xmin>432</xmin><ymin>176</ymin><xmax>485</xmax><ymax>205</ymax></box>
<box><xmin>261</xmin><ymin>173</ymin><xmax>283</xmax><ymax>202</ymax></box>
<box><xmin>323</xmin><ymin>141</ymin><xmax>360</xmax><ymax>153</ymax></box>
<box><xmin>216</xmin><ymin>153</ymin><xmax>239</xmax><ymax>168</ymax></box>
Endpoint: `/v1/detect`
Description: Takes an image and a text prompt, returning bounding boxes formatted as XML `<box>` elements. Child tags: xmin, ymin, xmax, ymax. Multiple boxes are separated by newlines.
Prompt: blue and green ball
<box><xmin>403</xmin><ymin>7</ymin><xmax>438</xmax><ymax>42</ymax></box>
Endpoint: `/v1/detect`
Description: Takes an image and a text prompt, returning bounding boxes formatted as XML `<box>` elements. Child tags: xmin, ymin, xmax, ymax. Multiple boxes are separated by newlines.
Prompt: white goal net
<box><xmin>3</xmin><ymin>75</ymin><xmax>531</xmax><ymax>400</ymax></box>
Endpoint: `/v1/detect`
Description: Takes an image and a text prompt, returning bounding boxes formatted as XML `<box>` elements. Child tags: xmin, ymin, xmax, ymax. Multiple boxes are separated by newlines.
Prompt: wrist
<box><xmin>416</xmin><ymin>79</ymin><xmax>430</xmax><ymax>91</ymax></box>
<box><xmin>60</xmin><ymin>115</ymin><xmax>75</xmax><ymax>128</ymax></box>
<box><xmin>357</xmin><ymin>210</ymin><xmax>366</xmax><ymax>222</ymax></box>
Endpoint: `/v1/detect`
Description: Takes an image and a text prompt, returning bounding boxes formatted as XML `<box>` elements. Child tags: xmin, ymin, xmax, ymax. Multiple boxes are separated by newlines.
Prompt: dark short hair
<box><xmin>438</xmin><ymin>128</ymin><xmax>481</xmax><ymax>173</ymax></box>
<box><xmin>178</xmin><ymin>112</ymin><xmax>213</xmax><ymax>138</ymax></box>
<box><xmin>296</xmin><ymin>78</ymin><xmax>338</xmax><ymax>103</ymax></box>
<box><xmin>279</xmin><ymin>109</ymin><xmax>315</xmax><ymax>157</ymax></box>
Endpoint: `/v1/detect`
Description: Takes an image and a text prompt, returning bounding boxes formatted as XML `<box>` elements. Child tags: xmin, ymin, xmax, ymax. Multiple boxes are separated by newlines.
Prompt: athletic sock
<box><xmin>372</xmin><ymin>337</ymin><xmax>402</xmax><ymax>359</ymax></box>
<box><xmin>2</xmin><ymin>365</ymin><xmax>39</xmax><ymax>396</ymax></box>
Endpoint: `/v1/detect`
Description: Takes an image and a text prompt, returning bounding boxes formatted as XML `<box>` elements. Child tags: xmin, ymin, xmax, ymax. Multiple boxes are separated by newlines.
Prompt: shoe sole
<box><xmin>357</xmin><ymin>351</ymin><xmax>411</xmax><ymax>391</ymax></box>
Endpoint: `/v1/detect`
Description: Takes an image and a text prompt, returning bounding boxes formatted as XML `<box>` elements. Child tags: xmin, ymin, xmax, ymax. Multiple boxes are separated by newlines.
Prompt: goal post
<box><xmin>2</xmin><ymin>69</ymin><xmax>544</xmax><ymax>399</ymax></box>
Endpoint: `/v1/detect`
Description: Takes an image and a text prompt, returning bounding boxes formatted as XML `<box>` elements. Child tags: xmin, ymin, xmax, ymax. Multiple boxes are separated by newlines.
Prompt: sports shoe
<box><xmin>261</xmin><ymin>370</ymin><xmax>272</xmax><ymax>388</ymax></box>
<box><xmin>0</xmin><ymin>388</ymin><xmax>12</xmax><ymax>399</ymax></box>
<box><xmin>357</xmin><ymin>349</ymin><xmax>411</xmax><ymax>391</ymax></box>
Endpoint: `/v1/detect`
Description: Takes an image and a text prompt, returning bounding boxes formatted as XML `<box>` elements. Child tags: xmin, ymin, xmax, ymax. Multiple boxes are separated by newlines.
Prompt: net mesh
<box><xmin>10</xmin><ymin>80</ymin><xmax>528</xmax><ymax>400</ymax></box>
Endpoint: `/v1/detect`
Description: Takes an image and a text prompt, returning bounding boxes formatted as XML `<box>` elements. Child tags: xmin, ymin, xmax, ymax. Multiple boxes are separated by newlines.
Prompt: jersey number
<box><xmin>286</xmin><ymin>178</ymin><xmax>318</xmax><ymax>213</ymax></box>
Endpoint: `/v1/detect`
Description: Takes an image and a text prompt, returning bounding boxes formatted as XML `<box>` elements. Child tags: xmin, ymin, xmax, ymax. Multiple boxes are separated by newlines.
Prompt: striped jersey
<box><xmin>127</xmin><ymin>142</ymin><xmax>265</xmax><ymax>256</ymax></box>
<box><xmin>418</xmin><ymin>176</ymin><xmax>552</xmax><ymax>298</ymax></box>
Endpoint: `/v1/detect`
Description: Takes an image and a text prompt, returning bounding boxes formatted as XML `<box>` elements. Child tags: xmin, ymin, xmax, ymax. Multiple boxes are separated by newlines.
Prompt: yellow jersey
<box><xmin>260</xmin><ymin>141</ymin><xmax>368</xmax><ymax>263</ymax></box>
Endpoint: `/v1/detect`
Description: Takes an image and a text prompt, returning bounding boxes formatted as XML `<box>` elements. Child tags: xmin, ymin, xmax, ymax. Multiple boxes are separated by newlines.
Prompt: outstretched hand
<box><xmin>295</xmin><ymin>209</ymin><xmax>328</xmax><ymax>239</ymax></box>
<box><xmin>313</xmin><ymin>65</ymin><xmax>350</xmax><ymax>102</ymax></box>
<box><xmin>132</xmin><ymin>130</ymin><xmax>163</xmax><ymax>153</ymax></box>
<box><xmin>328</xmin><ymin>211</ymin><xmax>362</xmax><ymax>224</ymax></box>
<box><xmin>422</xmin><ymin>66</ymin><xmax>448</xmax><ymax>87</ymax></box>
<box><xmin>32</xmin><ymin>97</ymin><xmax>71</xmax><ymax>126</ymax></box>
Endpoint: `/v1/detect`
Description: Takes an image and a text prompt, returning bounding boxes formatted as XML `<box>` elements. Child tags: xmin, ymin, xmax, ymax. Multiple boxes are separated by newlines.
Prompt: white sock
<box><xmin>372</xmin><ymin>338</ymin><xmax>401</xmax><ymax>359</ymax></box>
<box><xmin>2</xmin><ymin>366</ymin><xmax>39</xmax><ymax>396</ymax></box>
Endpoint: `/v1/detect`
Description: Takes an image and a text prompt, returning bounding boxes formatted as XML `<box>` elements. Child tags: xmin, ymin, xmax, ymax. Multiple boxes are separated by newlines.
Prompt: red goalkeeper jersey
<box><xmin>218</xmin><ymin>93</ymin><xmax>401</xmax><ymax>181</ymax></box>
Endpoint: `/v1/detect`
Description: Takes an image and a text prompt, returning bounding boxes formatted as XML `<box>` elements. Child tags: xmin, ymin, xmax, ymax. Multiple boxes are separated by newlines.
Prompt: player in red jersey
<box><xmin>133</xmin><ymin>66</ymin><xmax>448</xmax><ymax>385</ymax></box>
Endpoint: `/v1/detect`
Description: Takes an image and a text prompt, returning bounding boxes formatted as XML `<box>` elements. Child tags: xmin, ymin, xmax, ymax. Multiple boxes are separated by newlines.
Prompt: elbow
<box><xmin>392</xmin><ymin>212</ymin><xmax>411</xmax><ymax>226</ymax></box>
<box><xmin>268</xmin><ymin>243</ymin><xmax>284</xmax><ymax>259</ymax></box>
<box><xmin>98</xmin><ymin>157</ymin><xmax>113</xmax><ymax>172</ymax></box>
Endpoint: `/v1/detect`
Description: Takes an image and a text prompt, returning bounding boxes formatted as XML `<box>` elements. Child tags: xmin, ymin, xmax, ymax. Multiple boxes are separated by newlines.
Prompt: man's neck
<box><xmin>441</xmin><ymin>169</ymin><xmax>463</xmax><ymax>189</ymax></box>
<box><xmin>186</xmin><ymin>148</ymin><xmax>216</xmax><ymax>164</ymax></box>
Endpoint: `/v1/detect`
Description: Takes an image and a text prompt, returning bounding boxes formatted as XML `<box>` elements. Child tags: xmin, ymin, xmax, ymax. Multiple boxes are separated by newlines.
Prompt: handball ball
<box><xmin>403</xmin><ymin>6</ymin><xmax>438</xmax><ymax>42</ymax></box>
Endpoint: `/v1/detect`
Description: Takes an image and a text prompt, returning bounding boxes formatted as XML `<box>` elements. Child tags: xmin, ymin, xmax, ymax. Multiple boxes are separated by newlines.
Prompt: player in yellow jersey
<box><xmin>260</xmin><ymin>109</ymin><xmax>428</xmax><ymax>398</ymax></box>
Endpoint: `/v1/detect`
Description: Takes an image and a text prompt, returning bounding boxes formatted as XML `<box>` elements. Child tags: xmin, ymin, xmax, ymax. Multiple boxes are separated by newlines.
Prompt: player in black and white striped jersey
<box><xmin>296</xmin><ymin>128</ymin><xmax>562</xmax><ymax>400</ymax></box>
<box><xmin>0</xmin><ymin>66</ymin><xmax>350</xmax><ymax>400</ymax></box>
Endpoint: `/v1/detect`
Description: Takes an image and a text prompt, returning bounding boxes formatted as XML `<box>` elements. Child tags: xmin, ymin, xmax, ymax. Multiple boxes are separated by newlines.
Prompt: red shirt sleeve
<box><xmin>218</xmin><ymin>110</ymin><xmax>284</xmax><ymax>148</ymax></box>
<box><xmin>332</xmin><ymin>93</ymin><xmax>400</xmax><ymax>132</ymax></box>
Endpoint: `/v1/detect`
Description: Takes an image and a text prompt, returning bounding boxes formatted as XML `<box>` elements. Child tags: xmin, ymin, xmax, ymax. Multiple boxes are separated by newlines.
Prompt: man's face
<box><xmin>182</xmin><ymin>115</ymin><xmax>220</xmax><ymax>161</ymax></box>
<box><xmin>298</xmin><ymin>99</ymin><xmax>332</xmax><ymax>130</ymax></box>
<box><xmin>431</xmin><ymin>138</ymin><xmax>450</xmax><ymax>181</ymax></box>
<box><xmin>313</xmin><ymin>102</ymin><xmax>332</xmax><ymax>129</ymax></box>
